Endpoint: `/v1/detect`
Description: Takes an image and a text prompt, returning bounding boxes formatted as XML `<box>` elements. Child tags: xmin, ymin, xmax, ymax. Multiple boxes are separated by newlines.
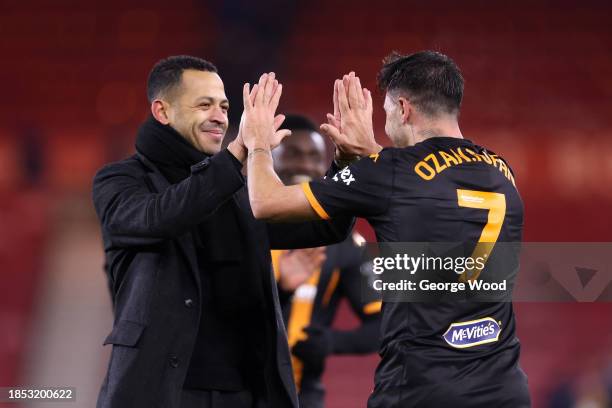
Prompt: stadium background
<box><xmin>1</xmin><ymin>0</ymin><xmax>611</xmax><ymax>406</ymax></box>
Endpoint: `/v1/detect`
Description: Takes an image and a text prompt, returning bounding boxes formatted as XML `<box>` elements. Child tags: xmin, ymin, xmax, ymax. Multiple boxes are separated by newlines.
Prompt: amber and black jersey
<box><xmin>301</xmin><ymin>137</ymin><xmax>530</xmax><ymax>408</ymax></box>
<box><xmin>272</xmin><ymin>235</ymin><xmax>381</xmax><ymax>406</ymax></box>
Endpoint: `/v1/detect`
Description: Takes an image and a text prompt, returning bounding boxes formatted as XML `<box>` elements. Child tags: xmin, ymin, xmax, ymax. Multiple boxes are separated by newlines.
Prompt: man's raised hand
<box><xmin>241</xmin><ymin>72</ymin><xmax>291</xmax><ymax>152</ymax></box>
<box><xmin>320</xmin><ymin>72</ymin><xmax>381</xmax><ymax>160</ymax></box>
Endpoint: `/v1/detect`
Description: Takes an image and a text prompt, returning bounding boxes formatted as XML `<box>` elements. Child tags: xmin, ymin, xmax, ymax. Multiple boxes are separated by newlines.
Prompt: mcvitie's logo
<box><xmin>443</xmin><ymin>317</ymin><xmax>501</xmax><ymax>349</ymax></box>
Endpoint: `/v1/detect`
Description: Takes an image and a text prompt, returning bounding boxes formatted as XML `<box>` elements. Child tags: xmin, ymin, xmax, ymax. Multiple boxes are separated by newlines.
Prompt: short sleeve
<box><xmin>301</xmin><ymin>149</ymin><xmax>394</xmax><ymax>219</ymax></box>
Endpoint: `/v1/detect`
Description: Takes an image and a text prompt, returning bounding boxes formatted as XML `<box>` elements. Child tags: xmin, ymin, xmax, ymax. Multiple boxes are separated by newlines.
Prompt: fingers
<box><xmin>270</xmin><ymin>83</ymin><xmax>283</xmax><ymax>112</ymax></box>
<box><xmin>337</xmin><ymin>78</ymin><xmax>350</xmax><ymax>115</ymax></box>
<box><xmin>241</xmin><ymin>82</ymin><xmax>264</xmax><ymax>111</ymax></box>
<box><xmin>242</xmin><ymin>83</ymin><xmax>251</xmax><ymax>111</ymax></box>
<box><xmin>321</xmin><ymin>121</ymin><xmax>350</xmax><ymax>157</ymax></box>
<box><xmin>363</xmin><ymin>87</ymin><xmax>372</xmax><ymax>112</ymax></box>
<box><xmin>274</xmin><ymin>129</ymin><xmax>292</xmax><ymax>143</ymax></box>
<box><xmin>326</xmin><ymin>113</ymin><xmax>340</xmax><ymax>129</ymax></box>
<box><xmin>235</xmin><ymin>112</ymin><xmax>245</xmax><ymax>145</ymax></box>
<box><xmin>292</xmin><ymin>250</ymin><xmax>310</xmax><ymax>266</ymax></box>
<box><xmin>250</xmin><ymin>84</ymin><xmax>259</xmax><ymax>105</ymax></box>
<box><xmin>263</xmin><ymin>72</ymin><xmax>276</xmax><ymax>103</ymax></box>
<box><xmin>273</xmin><ymin>114</ymin><xmax>286</xmax><ymax>131</ymax></box>
<box><xmin>299</xmin><ymin>248</ymin><xmax>326</xmax><ymax>266</ymax></box>
<box><xmin>343</xmin><ymin>73</ymin><xmax>351</xmax><ymax>98</ymax></box>
<box><xmin>288</xmin><ymin>248</ymin><xmax>326</xmax><ymax>276</ymax></box>
<box><xmin>271</xmin><ymin>79</ymin><xmax>279</xmax><ymax>106</ymax></box>
<box><xmin>347</xmin><ymin>72</ymin><xmax>360</xmax><ymax>108</ymax></box>
<box><xmin>348</xmin><ymin>73</ymin><xmax>365</xmax><ymax>109</ymax></box>
<box><xmin>255</xmin><ymin>73</ymin><xmax>268</xmax><ymax>105</ymax></box>
<box><xmin>311</xmin><ymin>255</ymin><xmax>326</xmax><ymax>268</ymax></box>
<box><xmin>335</xmin><ymin>72</ymin><xmax>367</xmax><ymax>111</ymax></box>
<box><xmin>309</xmin><ymin>247</ymin><xmax>326</xmax><ymax>267</ymax></box>
<box><xmin>238</xmin><ymin>111</ymin><xmax>245</xmax><ymax>133</ymax></box>
<box><xmin>319</xmin><ymin>123</ymin><xmax>342</xmax><ymax>145</ymax></box>
<box><xmin>252</xmin><ymin>72</ymin><xmax>283</xmax><ymax>109</ymax></box>
<box><xmin>312</xmin><ymin>246</ymin><xmax>326</xmax><ymax>258</ymax></box>
<box><xmin>333</xmin><ymin>79</ymin><xmax>340</xmax><ymax>120</ymax></box>
<box><xmin>354</xmin><ymin>75</ymin><xmax>365</xmax><ymax>108</ymax></box>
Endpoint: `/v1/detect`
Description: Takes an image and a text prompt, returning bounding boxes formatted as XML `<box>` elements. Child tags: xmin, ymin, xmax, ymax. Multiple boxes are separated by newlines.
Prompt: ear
<box><xmin>397</xmin><ymin>96</ymin><xmax>412</xmax><ymax>124</ymax></box>
<box><xmin>151</xmin><ymin>99</ymin><xmax>170</xmax><ymax>125</ymax></box>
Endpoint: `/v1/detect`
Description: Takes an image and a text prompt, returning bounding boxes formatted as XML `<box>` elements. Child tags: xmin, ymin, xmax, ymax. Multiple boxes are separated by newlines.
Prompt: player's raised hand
<box><xmin>241</xmin><ymin>72</ymin><xmax>291</xmax><ymax>152</ymax></box>
<box><xmin>231</xmin><ymin>82</ymin><xmax>260</xmax><ymax>161</ymax></box>
<box><xmin>325</xmin><ymin>79</ymin><xmax>341</xmax><ymax>130</ymax></box>
<box><xmin>320</xmin><ymin>72</ymin><xmax>381</xmax><ymax>159</ymax></box>
<box><xmin>237</xmin><ymin>108</ymin><xmax>290</xmax><ymax>153</ymax></box>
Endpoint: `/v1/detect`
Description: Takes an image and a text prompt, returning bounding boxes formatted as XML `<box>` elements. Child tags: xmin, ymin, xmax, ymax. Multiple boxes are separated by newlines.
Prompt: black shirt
<box><xmin>302</xmin><ymin>137</ymin><xmax>524</xmax><ymax>385</ymax></box>
<box><xmin>274</xmin><ymin>235</ymin><xmax>381</xmax><ymax>390</ymax></box>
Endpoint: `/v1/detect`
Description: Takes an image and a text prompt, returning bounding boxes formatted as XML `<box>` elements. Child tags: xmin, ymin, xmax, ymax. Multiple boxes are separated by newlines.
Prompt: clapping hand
<box><xmin>240</xmin><ymin>72</ymin><xmax>291</xmax><ymax>153</ymax></box>
<box><xmin>278</xmin><ymin>247</ymin><xmax>327</xmax><ymax>292</ymax></box>
<box><xmin>320</xmin><ymin>72</ymin><xmax>381</xmax><ymax>160</ymax></box>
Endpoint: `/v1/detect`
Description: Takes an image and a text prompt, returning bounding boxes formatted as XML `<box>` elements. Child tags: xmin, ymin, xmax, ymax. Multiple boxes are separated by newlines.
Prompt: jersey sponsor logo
<box><xmin>442</xmin><ymin>317</ymin><xmax>501</xmax><ymax>349</ymax></box>
<box><xmin>332</xmin><ymin>167</ymin><xmax>356</xmax><ymax>185</ymax></box>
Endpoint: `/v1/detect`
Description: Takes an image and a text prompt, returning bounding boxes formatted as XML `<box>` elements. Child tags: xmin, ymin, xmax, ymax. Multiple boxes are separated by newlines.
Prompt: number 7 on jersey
<box><xmin>456</xmin><ymin>189</ymin><xmax>506</xmax><ymax>281</ymax></box>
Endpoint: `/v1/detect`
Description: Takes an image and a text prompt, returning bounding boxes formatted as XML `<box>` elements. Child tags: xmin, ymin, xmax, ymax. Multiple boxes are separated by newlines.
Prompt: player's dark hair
<box><xmin>146</xmin><ymin>55</ymin><xmax>217</xmax><ymax>103</ymax></box>
<box><xmin>377</xmin><ymin>50</ymin><xmax>464</xmax><ymax>117</ymax></box>
<box><xmin>279</xmin><ymin>114</ymin><xmax>318</xmax><ymax>132</ymax></box>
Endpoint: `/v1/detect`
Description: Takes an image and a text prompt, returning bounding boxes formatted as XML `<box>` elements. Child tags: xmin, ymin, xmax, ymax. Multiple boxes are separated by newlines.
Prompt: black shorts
<box><xmin>368</xmin><ymin>341</ymin><xmax>531</xmax><ymax>408</ymax></box>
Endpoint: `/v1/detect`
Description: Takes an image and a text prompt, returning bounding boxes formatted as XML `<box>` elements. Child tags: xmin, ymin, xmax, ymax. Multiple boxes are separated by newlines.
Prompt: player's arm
<box><xmin>248</xmin><ymin>153</ymin><xmax>321</xmax><ymax>222</ymax></box>
<box><xmin>239</xmin><ymin>72</ymin><xmax>317</xmax><ymax>221</ymax></box>
<box><xmin>247</xmin><ymin>148</ymin><xmax>392</xmax><ymax>223</ymax></box>
<box><xmin>92</xmin><ymin>148</ymin><xmax>245</xmax><ymax>247</ymax></box>
<box><xmin>331</xmin><ymin>245</ymin><xmax>382</xmax><ymax>354</ymax></box>
<box><xmin>294</xmin><ymin>293</ymin><xmax>381</xmax><ymax>359</ymax></box>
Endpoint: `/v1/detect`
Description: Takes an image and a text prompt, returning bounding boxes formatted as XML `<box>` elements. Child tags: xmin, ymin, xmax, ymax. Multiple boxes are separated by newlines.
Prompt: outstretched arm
<box><xmin>241</xmin><ymin>72</ymin><xmax>319</xmax><ymax>221</ymax></box>
<box><xmin>93</xmin><ymin>148</ymin><xmax>244</xmax><ymax>247</ymax></box>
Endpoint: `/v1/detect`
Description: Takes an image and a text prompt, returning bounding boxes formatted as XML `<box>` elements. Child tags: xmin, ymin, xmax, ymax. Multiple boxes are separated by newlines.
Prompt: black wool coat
<box><xmin>92</xmin><ymin>149</ymin><xmax>353</xmax><ymax>408</ymax></box>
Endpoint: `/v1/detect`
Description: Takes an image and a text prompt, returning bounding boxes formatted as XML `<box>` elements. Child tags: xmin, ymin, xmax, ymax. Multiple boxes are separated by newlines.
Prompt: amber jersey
<box><xmin>271</xmin><ymin>236</ymin><xmax>381</xmax><ymax>396</ymax></box>
<box><xmin>302</xmin><ymin>137</ymin><xmax>529</xmax><ymax>407</ymax></box>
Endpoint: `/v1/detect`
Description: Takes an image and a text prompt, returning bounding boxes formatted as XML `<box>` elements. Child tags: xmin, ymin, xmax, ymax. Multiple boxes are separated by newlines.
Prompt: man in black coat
<box><xmin>92</xmin><ymin>56</ymin><xmax>353</xmax><ymax>408</ymax></box>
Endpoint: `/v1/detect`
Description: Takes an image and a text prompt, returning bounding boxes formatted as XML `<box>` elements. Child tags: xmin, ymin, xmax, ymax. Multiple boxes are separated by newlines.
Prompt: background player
<box><xmin>270</xmin><ymin>114</ymin><xmax>381</xmax><ymax>408</ymax></box>
<box><xmin>239</xmin><ymin>51</ymin><xmax>530</xmax><ymax>408</ymax></box>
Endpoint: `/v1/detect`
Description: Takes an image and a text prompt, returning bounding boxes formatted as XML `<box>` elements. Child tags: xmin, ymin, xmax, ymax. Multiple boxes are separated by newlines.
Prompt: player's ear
<box><xmin>151</xmin><ymin>99</ymin><xmax>171</xmax><ymax>125</ymax></box>
<box><xmin>397</xmin><ymin>96</ymin><xmax>411</xmax><ymax>124</ymax></box>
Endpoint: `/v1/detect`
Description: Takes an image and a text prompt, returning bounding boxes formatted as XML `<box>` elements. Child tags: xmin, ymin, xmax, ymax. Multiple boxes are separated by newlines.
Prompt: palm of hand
<box><xmin>278</xmin><ymin>248</ymin><xmax>326</xmax><ymax>291</ymax></box>
<box><xmin>240</xmin><ymin>72</ymin><xmax>292</xmax><ymax>151</ymax></box>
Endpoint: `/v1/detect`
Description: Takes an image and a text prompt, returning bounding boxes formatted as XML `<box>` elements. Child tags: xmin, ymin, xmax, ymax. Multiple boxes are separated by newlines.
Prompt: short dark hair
<box><xmin>377</xmin><ymin>50</ymin><xmax>464</xmax><ymax>117</ymax></box>
<box><xmin>279</xmin><ymin>114</ymin><xmax>318</xmax><ymax>133</ymax></box>
<box><xmin>146</xmin><ymin>55</ymin><xmax>217</xmax><ymax>103</ymax></box>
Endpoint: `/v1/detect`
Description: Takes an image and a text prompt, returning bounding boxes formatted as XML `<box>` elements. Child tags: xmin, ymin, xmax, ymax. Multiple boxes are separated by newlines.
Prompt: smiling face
<box><xmin>163</xmin><ymin>69</ymin><xmax>229</xmax><ymax>154</ymax></box>
<box><xmin>273</xmin><ymin>129</ymin><xmax>327</xmax><ymax>185</ymax></box>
